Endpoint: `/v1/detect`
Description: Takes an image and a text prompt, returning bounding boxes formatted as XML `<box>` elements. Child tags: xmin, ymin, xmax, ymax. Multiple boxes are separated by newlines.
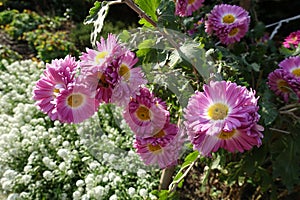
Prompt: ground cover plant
<box><xmin>1</xmin><ymin>0</ymin><xmax>300</xmax><ymax>199</ymax></box>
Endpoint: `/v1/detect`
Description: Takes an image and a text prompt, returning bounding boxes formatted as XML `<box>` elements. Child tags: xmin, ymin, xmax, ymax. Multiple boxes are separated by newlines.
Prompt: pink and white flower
<box><xmin>56</xmin><ymin>83</ymin><xmax>99</xmax><ymax>124</ymax></box>
<box><xmin>205</xmin><ymin>4</ymin><xmax>250</xmax><ymax>45</ymax></box>
<box><xmin>33</xmin><ymin>55</ymin><xmax>78</xmax><ymax>120</ymax></box>
<box><xmin>123</xmin><ymin>87</ymin><xmax>169</xmax><ymax>138</ymax></box>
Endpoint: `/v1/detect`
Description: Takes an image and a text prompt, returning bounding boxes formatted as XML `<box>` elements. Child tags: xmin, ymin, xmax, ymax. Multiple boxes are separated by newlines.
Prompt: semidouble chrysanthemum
<box><xmin>134</xmin><ymin>125</ymin><xmax>184</xmax><ymax>169</ymax></box>
<box><xmin>283</xmin><ymin>30</ymin><xmax>300</xmax><ymax>48</ymax></box>
<box><xmin>175</xmin><ymin>0</ymin><xmax>205</xmax><ymax>17</ymax></box>
<box><xmin>184</xmin><ymin>81</ymin><xmax>263</xmax><ymax>156</ymax></box>
<box><xmin>56</xmin><ymin>83</ymin><xmax>99</xmax><ymax>124</ymax></box>
<box><xmin>123</xmin><ymin>87</ymin><xmax>169</xmax><ymax>138</ymax></box>
<box><xmin>33</xmin><ymin>55</ymin><xmax>78</xmax><ymax>120</ymax></box>
<box><xmin>205</xmin><ymin>4</ymin><xmax>250</xmax><ymax>45</ymax></box>
<box><xmin>111</xmin><ymin>51</ymin><xmax>147</xmax><ymax>106</ymax></box>
<box><xmin>80</xmin><ymin>34</ymin><xmax>122</xmax><ymax>73</ymax></box>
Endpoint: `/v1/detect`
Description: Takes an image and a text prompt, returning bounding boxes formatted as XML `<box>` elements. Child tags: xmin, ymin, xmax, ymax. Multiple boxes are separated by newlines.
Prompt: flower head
<box><xmin>33</xmin><ymin>55</ymin><xmax>78</xmax><ymax>120</ymax></box>
<box><xmin>134</xmin><ymin>126</ymin><xmax>184</xmax><ymax>169</ymax></box>
<box><xmin>123</xmin><ymin>87</ymin><xmax>169</xmax><ymax>138</ymax></box>
<box><xmin>190</xmin><ymin>125</ymin><xmax>264</xmax><ymax>156</ymax></box>
<box><xmin>205</xmin><ymin>4</ymin><xmax>250</xmax><ymax>44</ymax></box>
<box><xmin>111</xmin><ymin>51</ymin><xmax>147</xmax><ymax>106</ymax></box>
<box><xmin>268</xmin><ymin>69</ymin><xmax>293</xmax><ymax>102</ymax></box>
<box><xmin>55</xmin><ymin>83</ymin><xmax>99</xmax><ymax>123</ymax></box>
<box><xmin>80</xmin><ymin>34</ymin><xmax>123</xmax><ymax>73</ymax></box>
<box><xmin>283</xmin><ymin>30</ymin><xmax>300</xmax><ymax>48</ymax></box>
<box><xmin>175</xmin><ymin>0</ymin><xmax>205</xmax><ymax>17</ymax></box>
<box><xmin>184</xmin><ymin>81</ymin><xmax>263</xmax><ymax>156</ymax></box>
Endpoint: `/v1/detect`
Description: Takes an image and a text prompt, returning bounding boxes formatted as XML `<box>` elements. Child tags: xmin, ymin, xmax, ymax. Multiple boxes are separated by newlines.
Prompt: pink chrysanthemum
<box><xmin>33</xmin><ymin>55</ymin><xmax>78</xmax><ymax>120</ymax></box>
<box><xmin>175</xmin><ymin>0</ymin><xmax>205</xmax><ymax>17</ymax></box>
<box><xmin>123</xmin><ymin>87</ymin><xmax>170</xmax><ymax>138</ymax></box>
<box><xmin>184</xmin><ymin>81</ymin><xmax>260</xmax><ymax>137</ymax></box>
<box><xmin>267</xmin><ymin>69</ymin><xmax>293</xmax><ymax>102</ymax></box>
<box><xmin>55</xmin><ymin>83</ymin><xmax>99</xmax><ymax>124</ymax></box>
<box><xmin>137</xmin><ymin>123</ymin><xmax>179</xmax><ymax>147</ymax></box>
<box><xmin>189</xmin><ymin>124</ymin><xmax>264</xmax><ymax>156</ymax></box>
<box><xmin>283</xmin><ymin>30</ymin><xmax>300</xmax><ymax>48</ymax></box>
<box><xmin>205</xmin><ymin>4</ymin><xmax>250</xmax><ymax>44</ymax></box>
<box><xmin>184</xmin><ymin>81</ymin><xmax>263</xmax><ymax>156</ymax></box>
<box><xmin>134</xmin><ymin>126</ymin><xmax>184</xmax><ymax>169</ymax></box>
<box><xmin>79</xmin><ymin>34</ymin><xmax>122</xmax><ymax>73</ymax></box>
<box><xmin>279</xmin><ymin>56</ymin><xmax>300</xmax><ymax>78</ymax></box>
<box><xmin>111</xmin><ymin>51</ymin><xmax>147</xmax><ymax>106</ymax></box>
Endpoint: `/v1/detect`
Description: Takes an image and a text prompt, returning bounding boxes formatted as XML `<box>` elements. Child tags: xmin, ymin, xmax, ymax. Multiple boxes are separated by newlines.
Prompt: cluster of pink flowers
<box><xmin>184</xmin><ymin>81</ymin><xmax>264</xmax><ymax>156</ymax></box>
<box><xmin>33</xmin><ymin>34</ymin><xmax>183</xmax><ymax>169</ymax></box>
<box><xmin>283</xmin><ymin>30</ymin><xmax>300</xmax><ymax>48</ymax></box>
<box><xmin>205</xmin><ymin>4</ymin><xmax>250</xmax><ymax>45</ymax></box>
<box><xmin>175</xmin><ymin>0</ymin><xmax>205</xmax><ymax>17</ymax></box>
<box><xmin>124</xmin><ymin>87</ymin><xmax>184</xmax><ymax>169</ymax></box>
<box><xmin>268</xmin><ymin>56</ymin><xmax>300</xmax><ymax>102</ymax></box>
<box><xmin>33</xmin><ymin>34</ymin><xmax>146</xmax><ymax>123</ymax></box>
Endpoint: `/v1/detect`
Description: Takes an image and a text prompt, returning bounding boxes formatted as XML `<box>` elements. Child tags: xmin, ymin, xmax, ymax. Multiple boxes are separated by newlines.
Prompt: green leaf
<box><xmin>134</xmin><ymin>0</ymin><xmax>160</xmax><ymax>26</ymax></box>
<box><xmin>272</xmin><ymin>135</ymin><xmax>300</xmax><ymax>192</ymax></box>
<box><xmin>84</xmin><ymin>1</ymin><xmax>102</xmax><ymax>24</ymax></box>
<box><xmin>157</xmin><ymin>0</ymin><xmax>178</xmax><ymax>29</ymax></box>
<box><xmin>182</xmin><ymin>151</ymin><xmax>199</xmax><ymax>168</ymax></box>
<box><xmin>260</xmin><ymin>88</ymin><xmax>278</xmax><ymax>126</ymax></box>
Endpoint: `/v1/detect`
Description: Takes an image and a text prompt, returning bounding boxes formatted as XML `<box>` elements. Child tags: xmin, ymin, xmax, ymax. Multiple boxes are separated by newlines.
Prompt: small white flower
<box><xmin>73</xmin><ymin>191</ymin><xmax>81</xmax><ymax>200</ymax></box>
<box><xmin>24</xmin><ymin>165</ymin><xmax>32</xmax><ymax>173</ymax></box>
<box><xmin>43</xmin><ymin>171</ymin><xmax>54</xmax><ymax>181</ymax></box>
<box><xmin>137</xmin><ymin>169</ymin><xmax>146</xmax><ymax>178</ymax></box>
<box><xmin>58</xmin><ymin>162</ymin><xmax>67</xmax><ymax>171</ymax></box>
<box><xmin>57</xmin><ymin>148</ymin><xmax>69</xmax><ymax>160</ymax></box>
<box><xmin>67</xmin><ymin>170</ymin><xmax>75</xmax><ymax>177</ymax></box>
<box><xmin>76</xmin><ymin>180</ymin><xmax>85</xmax><ymax>187</ymax></box>
<box><xmin>62</xmin><ymin>141</ymin><xmax>70</xmax><ymax>147</ymax></box>
<box><xmin>139</xmin><ymin>188</ymin><xmax>148</xmax><ymax>197</ymax></box>
<box><xmin>128</xmin><ymin>187</ymin><xmax>136</xmax><ymax>196</ymax></box>
<box><xmin>21</xmin><ymin>174</ymin><xmax>32</xmax><ymax>185</ymax></box>
<box><xmin>109</xmin><ymin>194</ymin><xmax>118</xmax><ymax>200</ymax></box>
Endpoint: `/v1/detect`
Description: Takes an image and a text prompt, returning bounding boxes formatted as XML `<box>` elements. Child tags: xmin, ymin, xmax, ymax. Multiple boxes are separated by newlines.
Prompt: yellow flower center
<box><xmin>147</xmin><ymin>144</ymin><xmax>162</xmax><ymax>152</ymax></box>
<box><xmin>276</xmin><ymin>79</ymin><xmax>290</xmax><ymax>93</ymax></box>
<box><xmin>97</xmin><ymin>72</ymin><xmax>108</xmax><ymax>88</ymax></box>
<box><xmin>292</xmin><ymin>68</ymin><xmax>300</xmax><ymax>76</ymax></box>
<box><xmin>119</xmin><ymin>64</ymin><xmax>130</xmax><ymax>81</ymax></box>
<box><xmin>188</xmin><ymin>0</ymin><xmax>195</xmax><ymax>4</ymax></box>
<box><xmin>136</xmin><ymin>105</ymin><xmax>151</xmax><ymax>121</ymax></box>
<box><xmin>223</xmin><ymin>14</ymin><xmax>235</xmax><ymax>24</ymax></box>
<box><xmin>207</xmin><ymin>103</ymin><xmax>229</xmax><ymax>120</ymax></box>
<box><xmin>229</xmin><ymin>28</ymin><xmax>239</xmax><ymax>36</ymax></box>
<box><xmin>217</xmin><ymin>129</ymin><xmax>236</xmax><ymax>140</ymax></box>
<box><xmin>153</xmin><ymin>130</ymin><xmax>165</xmax><ymax>138</ymax></box>
<box><xmin>67</xmin><ymin>94</ymin><xmax>84</xmax><ymax>108</ymax></box>
<box><xmin>95</xmin><ymin>51</ymin><xmax>108</xmax><ymax>64</ymax></box>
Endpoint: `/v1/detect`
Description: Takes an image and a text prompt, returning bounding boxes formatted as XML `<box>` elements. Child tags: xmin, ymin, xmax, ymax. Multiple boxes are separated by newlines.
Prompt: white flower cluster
<box><xmin>0</xmin><ymin>60</ymin><xmax>160</xmax><ymax>199</ymax></box>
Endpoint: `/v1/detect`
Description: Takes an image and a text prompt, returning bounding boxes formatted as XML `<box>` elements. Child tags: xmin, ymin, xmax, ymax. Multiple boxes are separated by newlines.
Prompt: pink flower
<box><xmin>205</xmin><ymin>4</ymin><xmax>250</xmax><ymax>45</ymax></box>
<box><xmin>190</xmin><ymin>125</ymin><xmax>263</xmax><ymax>157</ymax></box>
<box><xmin>55</xmin><ymin>83</ymin><xmax>99</xmax><ymax>124</ymax></box>
<box><xmin>184</xmin><ymin>81</ymin><xmax>263</xmax><ymax>156</ymax></box>
<box><xmin>33</xmin><ymin>55</ymin><xmax>78</xmax><ymax>120</ymax></box>
<box><xmin>134</xmin><ymin>126</ymin><xmax>184</xmax><ymax>169</ymax></box>
<box><xmin>283</xmin><ymin>30</ymin><xmax>300</xmax><ymax>48</ymax></box>
<box><xmin>175</xmin><ymin>0</ymin><xmax>205</xmax><ymax>17</ymax></box>
<box><xmin>80</xmin><ymin>34</ymin><xmax>123</xmax><ymax>73</ymax></box>
<box><xmin>123</xmin><ymin>87</ymin><xmax>169</xmax><ymax>138</ymax></box>
<box><xmin>267</xmin><ymin>69</ymin><xmax>293</xmax><ymax>102</ymax></box>
<box><xmin>111</xmin><ymin>51</ymin><xmax>147</xmax><ymax>106</ymax></box>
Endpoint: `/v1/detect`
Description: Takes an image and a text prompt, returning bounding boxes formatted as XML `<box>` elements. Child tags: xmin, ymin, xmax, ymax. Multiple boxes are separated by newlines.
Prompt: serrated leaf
<box><xmin>134</xmin><ymin>0</ymin><xmax>160</xmax><ymax>26</ymax></box>
<box><xmin>84</xmin><ymin>1</ymin><xmax>102</xmax><ymax>24</ymax></box>
<box><xmin>175</xmin><ymin>43</ymin><xmax>215</xmax><ymax>81</ymax></box>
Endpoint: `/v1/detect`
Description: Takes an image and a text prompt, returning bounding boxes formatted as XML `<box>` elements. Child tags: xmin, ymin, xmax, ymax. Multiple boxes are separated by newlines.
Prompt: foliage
<box><xmin>23</xmin><ymin>29</ymin><xmax>79</xmax><ymax>62</ymax></box>
<box><xmin>0</xmin><ymin>45</ymin><xmax>22</xmax><ymax>70</ymax></box>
